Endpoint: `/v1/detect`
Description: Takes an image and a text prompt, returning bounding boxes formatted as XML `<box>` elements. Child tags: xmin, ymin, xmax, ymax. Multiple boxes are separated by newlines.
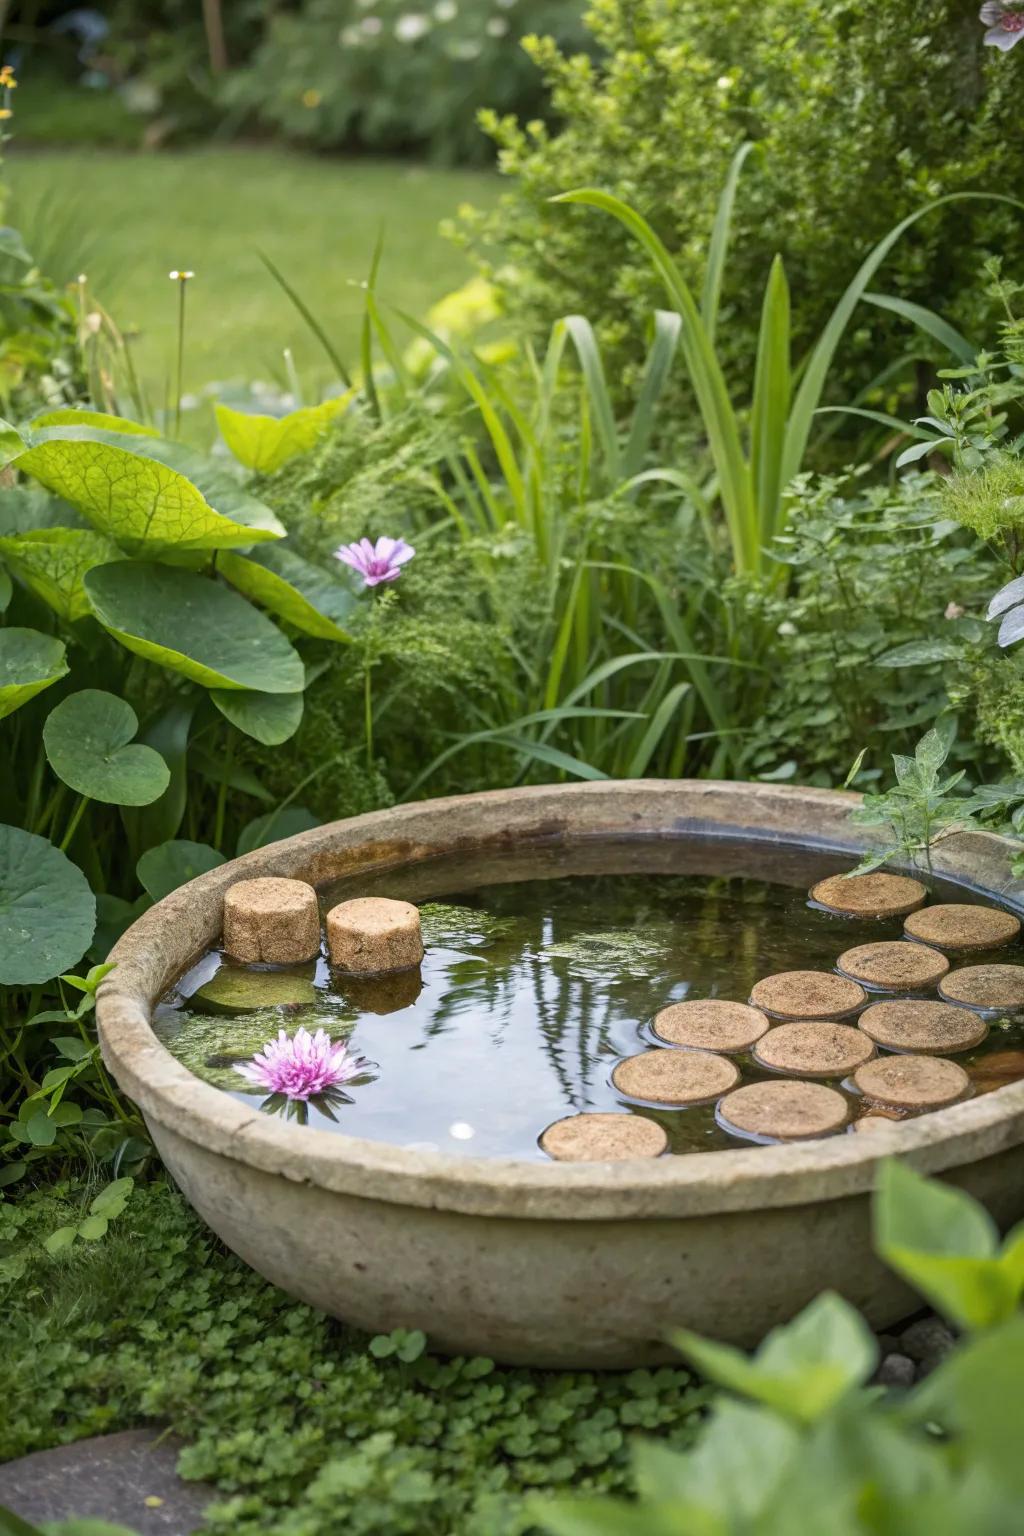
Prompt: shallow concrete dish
<box><xmin>97</xmin><ymin>783</ymin><xmax>1024</xmax><ymax>1367</ymax></box>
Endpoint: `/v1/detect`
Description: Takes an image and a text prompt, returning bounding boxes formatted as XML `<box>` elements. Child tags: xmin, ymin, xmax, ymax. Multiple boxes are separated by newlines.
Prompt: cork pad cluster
<box><xmin>542</xmin><ymin>868</ymin><xmax>1022</xmax><ymax>1162</ymax></box>
<box><xmin>223</xmin><ymin>879</ymin><xmax>424</xmax><ymax>975</ymax></box>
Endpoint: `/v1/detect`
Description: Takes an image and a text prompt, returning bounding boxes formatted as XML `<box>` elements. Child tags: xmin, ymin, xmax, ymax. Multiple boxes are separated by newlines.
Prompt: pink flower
<box><xmin>980</xmin><ymin>2</ymin><xmax>1024</xmax><ymax>49</ymax></box>
<box><xmin>239</xmin><ymin>1026</ymin><xmax>363</xmax><ymax>1101</ymax></box>
<box><xmin>334</xmin><ymin>535</ymin><xmax>415</xmax><ymax>587</ymax></box>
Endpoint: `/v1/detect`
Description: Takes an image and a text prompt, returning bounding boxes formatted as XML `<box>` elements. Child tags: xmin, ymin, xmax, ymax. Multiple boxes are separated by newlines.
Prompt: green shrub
<box><xmin>461</xmin><ymin>0</ymin><xmax>1024</xmax><ymax>409</ymax></box>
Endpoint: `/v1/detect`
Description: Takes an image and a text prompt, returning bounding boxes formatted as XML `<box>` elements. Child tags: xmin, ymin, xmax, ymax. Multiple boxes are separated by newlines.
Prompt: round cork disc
<box><xmin>717</xmin><ymin>1080</ymin><xmax>849</xmax><ymax>1141</ymax></box>
<box><xmin>853</xmin><ymin>1054</ymin><xmax>969</xmax><ymax>1110</ymax></box>
<box><xmin>611</xmin><ymin>1049</ymin><xmax>740</xmax><ymax>1105</ymax></box>
<box><xmin>749</xmin><ymin>970</ymin><xmax>866</xmax><ymax>1021</ymax></box>
<box><xmin>852</xmin><ymin>1113</ymin><xmax>904</xmax><ymax>1135</ymax></box>
<box><xmin>938</xmin><ymin>964</ymin><xmax>1024</xmax><ymax>1012</ymax></box>
<box><xmin>858</xmin><ymin>999</ymin><xmax>988</xmax><ymax>1055</ymax></box>
<box><xmin>652</xmin><ymin>998</ymin><xmax>770</xmax><ymax>1054</ymax></box>
<box><xmin>903</xmin><ymin>904</ymin><xmax>1020</xmax><ymax>952</ymax></box>
<box><xmin>753</xmin><ymin>1022</ymin><xmax>875</xmax><ymax>1078</ymax></box>
<box><xmin>810</xmin><ymin>871</ymin><xmax>927</xmax><ymax>919</ymax></box>
<box><xmin>539</xmin><ymin>1112</ymin><xmax>668</xmax><ymax>1162</ymax></box>
<box><xmin>836</xmin><ymin>941</ymin><xmax>949</xmax><ymax>993</ymax></box>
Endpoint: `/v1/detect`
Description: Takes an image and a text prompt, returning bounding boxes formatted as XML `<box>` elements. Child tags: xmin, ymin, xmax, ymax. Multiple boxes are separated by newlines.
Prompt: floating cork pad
<box><xmin>836</xmin><ymin>940</ymin><xmax>949</xmax><ymax>992</ymax></box>
<box><xmin>858</xmin><ymin>999</ymin><xmax>988</xmax><ymax>1055</ymax></box>
<box><xmin>652</xmin><ymin>998</ymin><xmax>770</xmax><ymax>1053</ymax></box>
<box><xmin>810</xmin><ymin>871</ymin><xmax>927</xmax><ymax>919</ymax></box>
<box><xmin>222</xmin><ymin>877</ymin><xmax>321</xmax><ymax>965</ymax></box>
<box><xmin>611</xmin><ymin>1048</ymin><xmax>740</xmax><ymax>1105</ymax></box>
<box><xmin>753</xmin><ymin>1022</ymin><xmax>875</xmax><ymax>1078</ymax></box>
<box><xmin>539</xmin><ymin>1112</ymin><xmax>668</xmax><ymax>1162</ymax></box>
<box><xmin>938</xmin><ymin>964</ymin><xmax>1024</xmax><ymax>1011</ymax></box>
<box><xmin>749</xmin><ymin>970</ymin><xmax>866</xmax><ymax>1021</ymax></box>
<box><xmin>717</xmin><ymin>1080</ymin><xmax>849</xmax><ymax>1141</ymax></box>
<box><xmin>853</xmin><ymin>1054</ymin><xmax>969</xmax><ymax>1110</ymax></box>
<box><xmin>326</xmin><ymin>897</ymin><xmax>424</xmax><ymax>974</ymax></box>
<box><xmin>903</xmin><ymin>903</ymin><xmax>1020</xmax><ymax>952</ymax></box>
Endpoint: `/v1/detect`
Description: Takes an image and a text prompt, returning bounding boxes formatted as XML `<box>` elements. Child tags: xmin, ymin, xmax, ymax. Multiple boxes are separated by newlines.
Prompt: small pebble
<box><xmin>858</xmin><ymin>999</ymin><xmax>987</xmax><ymax>1055</ymax></box>
<box><xmin>938</xmin><ymin>964</ymin><xmax>1024</xmax><ymax>1012</ymax></box>
<box><xmin>853</xmin><ymin>1054</ymin><xmax>969</xmax><ymax>1110</ymax></box>
<box><xmin>539</xmin><ymin>1112</ymin><xmax>668</xmax><ymax>1161</ymax></box>
<box><xmin>836</xmin><ymin>940</ymin><xmax>949</xmax><ymax>992</ymax></box>
<box><xmin>749</xmin><ymin>970</ymin><xmax>866</xmax><ymax>1021</ymax></box>
<box><xmin>900</xmin><ymin>1316</ymin><xmax>956</xmax><ymax>1367</ymax></box>
<box><xmin>326</xmin><ymin>896</ymin><xmax>424</xmax><ymax>974</ymax></box>
<box><xmin>904</xmin><ymin>903</ymin><xmax>1020</xmax><ymax>952</ymax></box>
<box><xmin>611</xmin><ymin>1049</ymin><xmax>740</xmax><ymax>1106</ymax></box>
<box><xmin>652</xmin><ymin>998</ymin><xmax>769</xmax><ymax>1053</ymax></box>
<box><xmin>754</xmin><ymin>1021</ymin><xmax>874</xmax><ymax>1078</ymax></box>
<box><xmin>716</xmin><ymin>1080</ymin><xmax>849</xmax><ymax>1141</ymax></box>
<box><xmin>875</xmin><ymin>1352</ymin><xmax>916</xmax><ymax>1389</ymax></box>
<box><xmin>810</xmin><ymin>871</ymin><xmax>927</xmax><ymax>919</ymax></box>
<box><xmin>223</xmin><ymin>877</ymin><xmax>321</xmax><ymax>965</ymax></box>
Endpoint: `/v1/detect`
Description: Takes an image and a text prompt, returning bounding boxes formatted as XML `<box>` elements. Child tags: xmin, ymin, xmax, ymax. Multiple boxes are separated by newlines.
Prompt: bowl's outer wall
<box><xmin>98</xmin><ymin>781</ymin><xmax>1024</xmax><ymax>1363</ymax></box>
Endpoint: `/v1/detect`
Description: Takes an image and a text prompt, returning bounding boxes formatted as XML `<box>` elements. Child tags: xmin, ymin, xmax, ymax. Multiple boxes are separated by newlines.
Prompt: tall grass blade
<box><xmin>257</xmin><ymin>248</ymin><xmax>353</xmax><ymax>388</ymax></box>
<box><xmin>625</xmin><ymin>681</ymin><xmax>692</xmax><ymax>776</ymax></box>
<box><xmin>622</xmin><ymin>310</ymin><xmax>682</xmax><ymax>481</ymax></box>
<box><xmin>564</xmin><ymin>314</ymin><xmax>621</xmax><ymax>487</ymax></box>
<box><xmin>750</xmin><ymin>255</ymin><xmax>791</xmax><ymax>542</ymax></box>
<box><xmin>781</xmin><ymin>191</ymin><xmax>1024</xmax><ymax>488</ymax></box>
<box><xmin>861</xmin><ymin>293</ymin><xmax>977</xmax><ymax>367</ymax></box>
<box><xmin>701</xmin><ymin>141</ymin><xmax>755</xmax><ymax>345</ymax></box>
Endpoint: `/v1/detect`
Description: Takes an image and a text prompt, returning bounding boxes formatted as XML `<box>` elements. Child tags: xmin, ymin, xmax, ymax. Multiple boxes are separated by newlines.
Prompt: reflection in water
<box><xmin>153</xmin><ymin>837</ymin><xmax>1024</xmax><ymax>1160</ymax></box>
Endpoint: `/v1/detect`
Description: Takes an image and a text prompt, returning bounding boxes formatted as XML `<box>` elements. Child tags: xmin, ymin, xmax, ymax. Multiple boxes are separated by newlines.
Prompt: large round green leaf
<box><xmin>0</xmin><ymin>825</ymin><xmax>95</xmax><ymax>984</ymax></box>
<box><xmin>137</xmin><ymin>839</ymin><xmax>226</xmax><ymax>902</ymax></box>
<box><xmin>210</xmin><ymin>686</ymin><xmax>303</xmax><ymax>745</ymax></box>
<box><xmin>218</xmin><ymin>544</ymin><xmax>357</xmax><ymax>641</ymax></box>
<box><xmin>83</xmin><ymin>563</ymin><xmax>305</xmax><ymax>693</ymax></box>
<box><xmin>15</xmin><ymin>424</ymin><xmax>285</xmax><ymax>553</ymax></box>
<box><xmin>43</xmin><ymin>689</ymin><xmax>171</xmax><ymax>806</ymax></box>
<box><xmin>0</xmin><ymin>628</ymin><xmax>68</xmax><ymax>720</ymax></box>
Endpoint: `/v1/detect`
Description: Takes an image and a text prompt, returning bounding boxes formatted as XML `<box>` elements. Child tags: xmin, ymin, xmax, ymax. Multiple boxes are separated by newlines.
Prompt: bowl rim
<box><xmin>97</xmin><ymin>779</ymin><xmax>1024</xmax><ymax>1221</ymax></box>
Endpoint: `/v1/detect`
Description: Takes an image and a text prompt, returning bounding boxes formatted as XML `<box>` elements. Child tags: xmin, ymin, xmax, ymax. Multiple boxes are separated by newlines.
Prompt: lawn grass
<box><xmin>6</xmin><ymin>147</ymin><xmax>498</xmax><ymax>408</ymax></box>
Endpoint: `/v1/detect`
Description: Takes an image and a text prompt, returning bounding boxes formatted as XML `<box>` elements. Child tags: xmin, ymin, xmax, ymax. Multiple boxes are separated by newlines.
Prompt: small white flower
<box><xmin>434</xmin><ymin>0</ymin><xmax>457</xmax><ymax>18</ymax></box>
<box><xmin>495</xmin><ymin>0</ymin><xmax>517</xmax><ymax>9</ymax></box>
<box><xmin>716</xmin><ymin>75</ymin><xmax>734</xmax><ymax>89</ymax></box>
<box><xmin>448</xmin><ymin>37</ymin><xmax>481</xmax><ymax>59</ymax></box>
<box><xmin>395</xmin><ymin>11</ymin><xmax>430</xmax><ymax>39</ymax></box>
<box><xmin>485</xmin><ymin>16</ymin><xmax>508</xmax><ymax>35</ymax></box>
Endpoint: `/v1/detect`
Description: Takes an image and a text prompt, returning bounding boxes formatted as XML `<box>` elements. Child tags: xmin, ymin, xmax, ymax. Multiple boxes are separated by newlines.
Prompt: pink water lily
<box><xmin>980</xmin><ymin>2</ymin><xmax>1024</xmax><ymax>48</ymax></box>
<box><xmin>239</xmin><ymin>1026</ymin><xmax>363</xmax><ymax>1101</ymax></box>
<box><xmin>335</xmin><ymin>535</ymin><xmax>416</xmax><ymax>587</ymax></box>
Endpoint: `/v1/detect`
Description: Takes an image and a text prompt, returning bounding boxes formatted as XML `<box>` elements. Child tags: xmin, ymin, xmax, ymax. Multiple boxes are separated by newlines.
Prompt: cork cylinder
<box><xmin>223</xmin><ymin>877</ymin><xmax>322</xmax><ymax>965</ymax></box>
<box><xmin>326</xmin><ymin>896</ymin><xmax>424</xmax><ymax>974</ymax></box>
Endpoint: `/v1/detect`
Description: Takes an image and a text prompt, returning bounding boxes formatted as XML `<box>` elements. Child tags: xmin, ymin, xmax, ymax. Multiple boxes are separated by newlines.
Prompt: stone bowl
<box><xmin>96</xmin><ymin>782</ymin><xmax>1024</xmax><ymax>1367</ymax></box>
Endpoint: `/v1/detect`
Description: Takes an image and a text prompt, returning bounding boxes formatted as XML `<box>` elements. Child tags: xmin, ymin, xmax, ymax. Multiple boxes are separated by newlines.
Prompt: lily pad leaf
<box><xmin>219</xmin><ymin>544</ymin><xmax>357</xmax><ymax>641</ymax></box>
<box><xmin>137</xmin><ymin>839</ymin><xmax>226</xmax><ymax>903</ymax></box>
<box><xmin>83</xmin><ymin>562</ymin><xmax>305</xmax><ymax>693</ymax></box>
<box><xmin>14</xmin><ymin>424</ymin><xmax>285</xmax><ymax>553</ymax></box>
<box><xmin>43</xmin><ymin>689</ymin><xmax>171</xmax><ymax>806</ymax></box>
<box><xmin>0</xmin><ymin>825</ymin><xmax>96</xmax><ymax>984</ymax></box>
<box><xmin>215</xmin><ymin>393</ymin><xmax>353</xmax><ymax>473</ymax></box>
<box><xmin>0</xmin><ymin>527</ymin><xmax>121</xmax><ymax>621</ymax></box>
<box><xmin>0</xmin><ymin>628</ymin><xmax>69</xmax><ymax>719</ymax></box>
<box><xmin>237</xmin><ymin>804</ymin><xmax>321</xmax><ymax>855</ymax></box>
<box><xmin>210</xmin><ymin>686</ymin><xmax>304</xmax><ymax>744</ymax></box>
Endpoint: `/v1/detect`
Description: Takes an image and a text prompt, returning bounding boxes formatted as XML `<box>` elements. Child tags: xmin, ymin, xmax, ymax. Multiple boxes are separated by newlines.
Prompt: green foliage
<box><xmin>220</xmin><ymin>0</ymin><xmax>592</xmax><ymax>165</ymax></box>
<box><xmin>538</xmin><ymin>1162</ymin><xmax>1024</xmax><ymax>1536</ymax></box>
<box><xmin>0</xmin><ymin>1179</ymin><xmax>706</xmax><ymax>1534</ymax></box>
<box><xmin>462</xmin><ymin>0</ymin><xmax>1024</xmax><ymax>416</ymax></box>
